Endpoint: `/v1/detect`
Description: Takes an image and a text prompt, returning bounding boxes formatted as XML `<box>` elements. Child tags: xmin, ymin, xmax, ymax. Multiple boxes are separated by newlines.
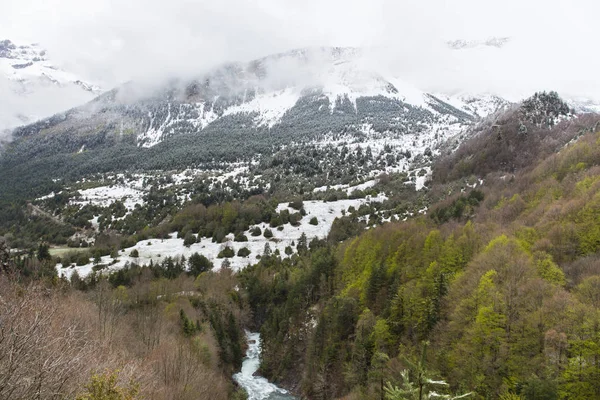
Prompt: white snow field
<box><xmin>57</xmin><ymin>195</ymin><xmax>387</xmax><ymax>279</ymax></box>
<box><xmin>71</xmin><ymin>185</ymin><xmax>145</xmax><ymax>211</ymax></box>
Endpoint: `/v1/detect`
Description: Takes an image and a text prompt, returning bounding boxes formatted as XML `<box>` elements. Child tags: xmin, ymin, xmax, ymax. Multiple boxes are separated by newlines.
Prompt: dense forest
<box><xmin>1</xmin><ymin>93</ymin><xmax>599</xmax><ymax>399</ymax></box>
<box><xmin>237</xmin><ymin>107</ymin><xmax>600</xmax><ymax>399</ymax></box>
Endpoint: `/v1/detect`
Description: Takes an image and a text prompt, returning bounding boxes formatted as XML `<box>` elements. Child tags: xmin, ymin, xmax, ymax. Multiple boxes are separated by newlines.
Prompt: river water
<box><xmin>233</xmin><ymin>332</ymin><xmax>297</xmax><ymax>400</ymax></box>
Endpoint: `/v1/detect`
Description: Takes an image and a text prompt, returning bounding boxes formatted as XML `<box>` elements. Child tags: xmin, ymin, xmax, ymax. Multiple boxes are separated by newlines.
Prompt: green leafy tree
<box><xmin>188</xmin><ymin>252</ymin><xmax>213</xmax><ymax>275</ymax></box>
<box><xmin>76</xmin><ymin>370</ymin><xmax>140</xmax><ymax>400</ymax></box>
<box><xmin>297</xmin><ymin>232</ymin><xmax>308</xmax><ymax>254</ymax></box>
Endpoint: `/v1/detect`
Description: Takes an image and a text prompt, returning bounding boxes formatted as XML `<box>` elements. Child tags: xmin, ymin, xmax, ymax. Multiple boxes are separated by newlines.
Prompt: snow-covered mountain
<box><xmin>20</xmin><ymin>46</ymin><xmax>506</xmax><ymax>148</ymax></box>
<box><xmin>5</xmin><ymin>47</ymin><xmax>513</xmax><ymax>179</ymax></box>
<box><xmin>2</xmin><ymin>45</ymin><xmax>598</xmax><ymax>211</ymax></box>
<box><xmin>0</xmin><ymin>39</ymin><xmax>102</xmax><ymax>135</ymax></box>
<box><xmin>446</xmin><ymin>37</ymin><xmax>512</xmax><ymax>50</ymax></box>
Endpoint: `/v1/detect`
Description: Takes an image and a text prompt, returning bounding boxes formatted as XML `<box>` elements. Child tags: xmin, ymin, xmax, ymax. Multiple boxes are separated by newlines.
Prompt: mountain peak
<box><xmin>0</xmin><ymin>39</ymin><xmax>102</xmax><ymax>132</ymax></box>
<box><xmin>446</xmin><ymin>37</ymin><xmax>511</xmax><ymax>50</ymax></box>
<box><xmin>0</xmin><ymin>39</ymin><xmax>47</xmax><ymax>61</ymax></box>
<box><xmin>520</xmin><ymin>91</ymin><xmax>573</xmax><ymax>128</ymax></box>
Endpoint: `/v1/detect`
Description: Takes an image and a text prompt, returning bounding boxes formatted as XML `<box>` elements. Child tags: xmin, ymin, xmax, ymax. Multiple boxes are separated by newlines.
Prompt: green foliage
<box><xmin>534</xmin><ymin>252</ymin><xmax>565</xmax><ymax>286</ymax></box>
<box><xmin>289</xmin><ymin>200</ymin><xmax>304</xmax><ymax>211</ymax></box>
<box><xmin>179</xmin><ymin>309</ymin><xmax>200</xmax><ymax>337</ymax></box>
<box><xmin>76</xmin><ymin>253</ymin><xmax>91</xmax><ymax>266</ymax></box>
<box><xmin>328</xmin><ymin>215</ymin><xmax>365</xmax><ymax>243</ymax></box>
<box><xmin>76</xmin><ymin>370</ymin><xmax>140</xmax><ymax>400</ymax></box>
<box><xmin>430</xmin><ymin>190</ymin><xmax>484</xmax><ymax>224</ymax></box>
<box><xmin>384</xmin><ymin>343</ymin><xmax>471</xmax><ymax>400</ymax></box>
<box><xmin>188</xmin><ymin>252</ymin><xmax>213</xmax><ymax>275</ymax></box>
<box><xmin>37</xmin><ymin>242</ymin><xmax>51</xmax><ymax>261</ymax></box>
<box><xmin>183</xmin><ymin>231</ymin><xmax>196</xmax><ymax>247</ymax></box>
<box><xmin>207</xmin><ymin>308</ymin><xmax>244</xmax><ymax>368</ymax></box>
<box><xmin>237</xmin><ymin>247</ymin><xmax>251</xmax><ymax>257</ymax></box>
<box><xmin>240</xmin><ymin>122</ymin><xmax>600</xmax><ymax>398</ymax></box>
<box><xmin>234</xmin><ymin>233</ymin><xmax>248</xmax><ymax>242</ymax></box>
<box><xmin>217</xmin><ymin>246</ymin><xmax>235</xmax><ymax>259</ymax></box>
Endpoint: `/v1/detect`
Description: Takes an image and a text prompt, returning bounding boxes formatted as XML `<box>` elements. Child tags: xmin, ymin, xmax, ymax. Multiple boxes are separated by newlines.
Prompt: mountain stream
<box><xmin>233</xmin><ymin>332</ymin><xmax>297</xmax><ymax>400</ymax></box>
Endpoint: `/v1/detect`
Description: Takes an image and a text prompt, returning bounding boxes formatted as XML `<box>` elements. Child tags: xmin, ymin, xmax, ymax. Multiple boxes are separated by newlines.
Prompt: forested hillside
<box><xmin>1</xmin><ymin>93</ymin><xmax>599</xmax><ymax>400</ymax></box>
<box><xmin>0</xmin><ymin>244</ymin><xmax>250</xmax><ymax>399</ymax></box>
<box><xmin>238</xmin><ymin>104</ymin><xmax>600</xmax><ymax>399</ymax></box>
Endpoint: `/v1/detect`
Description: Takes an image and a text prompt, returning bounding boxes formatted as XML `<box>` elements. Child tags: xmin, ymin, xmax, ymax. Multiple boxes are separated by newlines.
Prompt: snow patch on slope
<box><xmin>57</xmin><ymin>195</ymin><xmax>387</xmax><ymax>278</ymax></box>
<box><xmin>223</xmin><ymin>88</ymin><xmax>301</xmax><ymax>127</ymax></box>
<box><xmin>72</xmin><ymin>185</ymin><xmax>145</xmax><ymax>211</ymax></box>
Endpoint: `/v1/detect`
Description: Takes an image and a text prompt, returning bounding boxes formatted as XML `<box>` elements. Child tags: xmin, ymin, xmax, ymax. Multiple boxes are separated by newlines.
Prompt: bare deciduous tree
<box><xmin>0</xmin><ymin>279</ymin><xmax>95</xmax><ymax>399</ymax></box>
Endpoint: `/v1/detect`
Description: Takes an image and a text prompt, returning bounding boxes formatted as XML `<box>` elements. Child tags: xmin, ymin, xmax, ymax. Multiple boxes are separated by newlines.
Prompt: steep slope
<box><xmin>433</xmin><ymin>91</ymin><xmax>579</xmax><ymax>183</ymax></box>
<box><xmin>0</xmin><ymin>39</ymin><xmax>101</xmax><ymax>135</ymax></box>
<box><xmin>239</xmin><ymin>102</ymin><xmax>600</xmax><ymax>399</ymax></box>
<box><xmin>10</xmin><ymin>47</ymin><xmax>497</xmax><ymax>147</ymax></box>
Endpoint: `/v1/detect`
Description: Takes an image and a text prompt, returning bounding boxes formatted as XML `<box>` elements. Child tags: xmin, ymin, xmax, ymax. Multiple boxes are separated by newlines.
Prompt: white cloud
<box><xmin>2</xmin><ymin>0</ymin><xmax>599</xmax><ymax>99</ymax></box>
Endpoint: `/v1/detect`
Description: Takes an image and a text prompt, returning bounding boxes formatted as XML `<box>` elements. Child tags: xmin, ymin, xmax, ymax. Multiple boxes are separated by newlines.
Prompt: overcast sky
<box><xmin>3</xmin><ymin>0</ymin><xmax>600</xmax><ymax>99</ymax></box>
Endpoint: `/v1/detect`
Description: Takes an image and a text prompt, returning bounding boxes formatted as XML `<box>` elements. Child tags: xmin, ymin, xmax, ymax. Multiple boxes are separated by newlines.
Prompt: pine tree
<box><xmin>263</xmin><ymin>243</ymin><xmax>272</xmax><ymax>258</ymax></box>
<box><xmin>384</xmin><ymin>342</ymin><xmax>471</xmax><ymax>400</ymax></box>
<box><xmin>180</xmin><ymin>309</ymin><xmax>195</xmax><ymax>337</ymax></box>
<box><xmin>298</xmin><ymin>233</ymin><xmax>308</xmax><ymax>254</ymax></box>
<box><xmin>37</xmin><ymin>242</ymin><xmax>51</xmax><ymax>261</ymax></box>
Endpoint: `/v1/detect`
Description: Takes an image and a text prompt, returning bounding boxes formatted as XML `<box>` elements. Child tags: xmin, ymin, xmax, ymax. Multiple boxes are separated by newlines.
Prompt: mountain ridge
<box><xmin>0</xmin><ymin>39</ymin><xmax>102</xmax><ymax>135</ymax></box>
<box><xmin>9</xmin><ymin>46</ymin><xmax>510</xmax><ymax>148</ymax></box>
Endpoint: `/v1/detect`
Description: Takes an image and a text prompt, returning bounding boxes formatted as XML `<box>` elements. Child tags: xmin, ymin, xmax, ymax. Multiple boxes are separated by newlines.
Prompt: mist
<box><xmin>2</xmin><ymin>0</ymin><xmax>600</xmax><ymax>103</ymax></box>
<box><xmin>0</xmin><ymin>78</ymin><xmax>97</xmax><ymax>141</ymax></box>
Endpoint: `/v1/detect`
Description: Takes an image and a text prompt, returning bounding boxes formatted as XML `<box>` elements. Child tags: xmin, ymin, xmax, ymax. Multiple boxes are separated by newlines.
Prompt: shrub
<box><xmin>250</xmin><ymin>227</ymin><xmax>262</xmax><ymax>237</ymax></box>
<box><xmin>269</xmin><ymin>215</ymin><xmax>282</xmax><ymax>228</ymax></box>
<box><xmin>76</xmin><ymin>253</ymin><xmax>91</xmax><ymax>266</ymax></box>
<box><xmin>188</xmin><ymin>253</ymin><xmax>213</xmax><ymax>275</ymax></box>
<box><xmin>129</xmin><ymin>249</ymin><xmax>139</xmax><ymax>258</ymax></box>
<box><xmin>263</xmin><ymin>228</ymin><xmax>273</xmax><ymax>238</ymax></box>
<box><xmin>217</xmin><ymin>246</ymin><xmax>235</xmax><ymax>258</ymax></box>
<box><xmin>309</xmin><ymin>217</ymin><xmax>319</xmax><ymax>226</ymax></box>
<box><xmin>289</xmin><ymin>200</ymin><xmax>304</xmax><ymax>210</ymax></box>
<box><xmin>76</xmin><ymin>369</ymin><xmax>140</xmax><ymax>400</ymax></box>
<box><xmin>211</xmin><ymin>228</ymin><xmax>227</xmax><ymax>244</ymax></box>
<box><xmin>289</xmin><ymin>213</ymin><xmax>302</xmax><ymax>226</ymax></box>
<box><xmin>234</xmin><ymin>233</ymin><xmax>248</xmax><ymax>242</ymax></box>
<box><xmin>183</xmin><ymin>232</ymin><xmax>196</xmax><ymax>247</ymax></box>
<box><xmin>237</xmin><ymin>247</ymin><xmax>251</xmax><ymax>257</ymax></box>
